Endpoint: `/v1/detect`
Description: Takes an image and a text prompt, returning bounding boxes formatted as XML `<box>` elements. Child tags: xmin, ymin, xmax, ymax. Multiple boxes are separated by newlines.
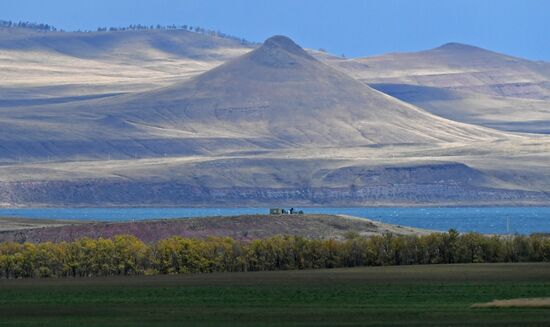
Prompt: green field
<box><xmin>1</xmin><ymin>263</ymin><xmax>549</xmax><ymax>326</ymax></box>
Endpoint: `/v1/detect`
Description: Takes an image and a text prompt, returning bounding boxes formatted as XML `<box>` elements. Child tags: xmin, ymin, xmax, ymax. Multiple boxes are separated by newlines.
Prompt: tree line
<box><xmin>0</xmin><ymin>19</ymin><xmax>257</xmax><ymax>45</ymax></box>
<box><xmin>1</xmin><ymin>231</ymin><xmax>549</xmax><ymax>278</ymax></box>
<box><xmin>96</xmin><ymin>24</ymin><xmax>257</xmax><ymax>45</ymax></box>
<box><xmin>0</xmin><ymin>20</ymin><xmax>58</xmax><ymax>31</ymax></box>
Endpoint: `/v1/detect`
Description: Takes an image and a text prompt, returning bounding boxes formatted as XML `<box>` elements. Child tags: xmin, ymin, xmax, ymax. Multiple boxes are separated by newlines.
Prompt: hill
<box><xmin>89</xmin><ymin>35</ymin><xmax>505</xmax><ymax>148</ymax></box>
<box><xmin>0</xmin><ymin>34</ymin><xmax>549</xmax><ymax>206</ymax></box>
<box><xmin>0</xmin><ymin>26</ymin><xmax>252</xmax><ymax>100</ymax></box>
<box><xmin>0</xmin><ymin>214</ymin><xmax>433</xmax><ymax>243</ymax></box>
<box><xmin>326</xmin><ymin>42</ymin><xmax>550</xmax><ymax>99</ymax></box>
<box><xmin>0</xmin><ymin>35</ymin><xmax>506</xmax><ymax>161</ymax></box>
<box><xmin>4</xmin><ymin>26</ymin><xmax>549</xmax><ymax>136</ymax></box>
<box><xmin>321</xmin><ymin>43</ymin><xmax>550</xmax><ymax>134</ymax></box>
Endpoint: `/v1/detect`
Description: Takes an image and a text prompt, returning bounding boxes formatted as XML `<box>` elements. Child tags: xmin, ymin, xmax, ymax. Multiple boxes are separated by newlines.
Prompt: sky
<box><xmin>1</xmin><ymin>0</ymin><xmax>549</xmax><ymax>60</ymax></box>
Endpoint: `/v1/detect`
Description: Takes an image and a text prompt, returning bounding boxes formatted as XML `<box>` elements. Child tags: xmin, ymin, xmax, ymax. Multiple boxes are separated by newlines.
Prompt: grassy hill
<box><xmin>0</xmin><ymin>36</ymin><xmax>507</xmax><ymax>161</ymax></box>
<box><xmin>321</xmin><ymin>43</ymin><xmax>550</xmax><ymax>134</ymax></box>
<box><xmin>0</xmin><ymin>214</ymin><xmax>433</xmax><ymax>243</ymax></box>
<box><xmin>1</xmin><ymin>30</ymin><xmax>550</xmax><ymax>206</ymax></box>
<box><xmin>0</xmin><ymin>27</ymin><xmax>252</xmax><ymax>99</ymax></box>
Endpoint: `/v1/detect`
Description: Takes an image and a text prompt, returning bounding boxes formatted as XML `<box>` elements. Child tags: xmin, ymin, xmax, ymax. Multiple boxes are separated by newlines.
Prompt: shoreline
<box><xmin>2</xmin><ymin>203</ymin><xmax>550</xmax><ymax>209</ymax></box>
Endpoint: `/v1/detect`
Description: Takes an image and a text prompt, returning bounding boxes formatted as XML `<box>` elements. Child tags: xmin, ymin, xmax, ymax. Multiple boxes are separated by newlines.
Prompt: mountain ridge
<box><xmin>83</xmin><ymin>34</ymin><xmax>506</xmax><ymax>151</ymax></box>
<box><xmin>1</xmin><ymin>32</ymin><xmax>549</xmax><ymax>206</ymax></box>
<box><xmin>318</xmin><ymin>39</ymin><xmax>550</xmax><ymax>134</ymax></box>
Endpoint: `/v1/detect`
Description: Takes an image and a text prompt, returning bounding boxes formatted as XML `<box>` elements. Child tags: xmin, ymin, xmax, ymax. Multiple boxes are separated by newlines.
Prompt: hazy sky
<box><xmin>1</xmin><ymin>0</ymin><xmax>548</xmax><ymax>60</ymax></box>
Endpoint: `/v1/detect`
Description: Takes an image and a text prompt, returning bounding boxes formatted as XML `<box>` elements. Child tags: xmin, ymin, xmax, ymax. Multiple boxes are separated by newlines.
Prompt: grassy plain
<box><xmin>1</xmin><ymin>263</ymin><xmax>549</xmax><ymax>326</ymax></box>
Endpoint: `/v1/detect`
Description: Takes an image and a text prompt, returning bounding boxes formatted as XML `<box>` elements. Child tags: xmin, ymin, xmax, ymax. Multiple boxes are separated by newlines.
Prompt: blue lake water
<box><xmin>1</xmin><ymin>207</ymin><xmax>550</xmax><ymax>234</ymax></box>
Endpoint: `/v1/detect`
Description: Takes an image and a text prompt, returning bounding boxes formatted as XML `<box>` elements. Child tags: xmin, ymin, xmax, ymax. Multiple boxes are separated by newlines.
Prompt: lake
<box><xmin>1</xmin><ymin>207</ymin><xmax>550</xmax><ymax>234</ymax></box>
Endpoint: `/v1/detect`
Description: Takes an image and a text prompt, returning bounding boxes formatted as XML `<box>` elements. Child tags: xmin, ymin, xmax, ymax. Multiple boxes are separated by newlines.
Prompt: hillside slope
<box><xmin>320</xmin><ymin>43</ymin><xmax>550</xmax><ymax>133</ymax></box>
<box><xmin>0</xmin><ymin>34</ymin><xmax>549</xmax><ymax>206</ymax></box>
<box><xmin>0</xmin><ymin>27</ymin><xmax>252</xmax><ymax>99</ymax></box>
<box><xmin>326</xmin><ymin>43</ymin><xmax>550</xmax><ymax>99</ymax></box>
<box><xmin>4</xmin><ymin>26</ymin><xmax>549</xmax><ymax>136</ymax></box>
<box><xmin>0</xmin><ymin>36</ymin><xmax>507</xmax><ymax>161</ymax></box>
<box><xmin>0</xmin><ymin>214</ymin><xmax>433</xmax><ymax>243</ymax></box>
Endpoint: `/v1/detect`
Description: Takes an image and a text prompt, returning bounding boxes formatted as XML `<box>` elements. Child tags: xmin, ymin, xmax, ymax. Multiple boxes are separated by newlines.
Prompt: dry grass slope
<box><xmin>0</xmin><ymin>214</ymin><xmax>433</xmax><ymax>243</ymax></box>
<box><xmin>321</xmin><ymin>43</ymin><xmax>550</xmax><ymax>133</ymax></box>
<box><xmin>1</xmin><ymin>30</ymin><xmax>550</xmax><ymax>206</ymax></box>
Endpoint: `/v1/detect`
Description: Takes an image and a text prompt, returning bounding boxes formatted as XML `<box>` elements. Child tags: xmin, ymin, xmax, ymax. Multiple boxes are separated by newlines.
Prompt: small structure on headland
<box><xmin>269</xmin><ymin>208</ymin><xmax>304</xmax><ymax>215</ymax></box>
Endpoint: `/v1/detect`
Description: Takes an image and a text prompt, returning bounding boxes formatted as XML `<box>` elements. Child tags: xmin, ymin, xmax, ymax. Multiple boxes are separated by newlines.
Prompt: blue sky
<box><xmin>1</xmin><ymin>0</ymin><xmax>548</xmax><ymax>60</ymax></box>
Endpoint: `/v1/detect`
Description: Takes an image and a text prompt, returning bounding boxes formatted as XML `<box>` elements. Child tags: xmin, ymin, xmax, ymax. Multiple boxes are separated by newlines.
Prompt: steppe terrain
<box><xmin>1</xmin><ymin>26</ymin><xmax>550</xmax><ymax>206</ymax></box>
<box><xmin>323</xmin><ymin>43</ymin><xmax>550</xmax><ymax>133</ymax></box>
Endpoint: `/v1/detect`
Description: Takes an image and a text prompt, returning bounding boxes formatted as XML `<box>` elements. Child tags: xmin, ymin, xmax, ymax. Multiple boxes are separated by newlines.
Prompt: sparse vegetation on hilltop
<box><xmin>95</xmin><ymin>23</ymin><xmax>258</xmax><ymax>45</ymax></box>
<box><xmin>0</xmin><ymin>18</ymin><xmax>257</xmax><ymax>45</ymax></box>
<box><xmin>0</xmin><ymin>19</ymin><xmax>58</xmax><ymax>31</ymax></box>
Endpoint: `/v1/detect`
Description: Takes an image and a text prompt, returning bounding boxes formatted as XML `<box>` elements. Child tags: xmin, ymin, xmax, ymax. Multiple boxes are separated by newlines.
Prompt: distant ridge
<box><xmin>95</xmin><ymin>34</ymin><xmax>503</xmax><ymax>149</ymax></box>
<box><xmin>0</xmin><ymin>18</ymin><xmax>258</xmax><ymax>45</ymax></box>
<box><xmin>0</xmin><ymin>34</ymin><xmax>507</xmax><ymax>163</ymax></box>
<box><xmin>0</xmin><ymin>19</ymin><xmax>58</xmax><ymax>31</ymax></box>
<box><xmin>423</xmin><ymin>41</ymin><xmax>526</xmax><ymax>64</ymax></box>
<box><xmin>321</xmin><ymin>38</ymin><xmax>550</xmax><ymax>133</ymax></box>
<box><xmin>435</xmin><ymin>42</ymin><xmax>487</xmax><ymax>51</ymax></box>
<box><xmin>1</xmin><ymin>31</ymin><xmax>549</xmax><ymax>207</ymax></box>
